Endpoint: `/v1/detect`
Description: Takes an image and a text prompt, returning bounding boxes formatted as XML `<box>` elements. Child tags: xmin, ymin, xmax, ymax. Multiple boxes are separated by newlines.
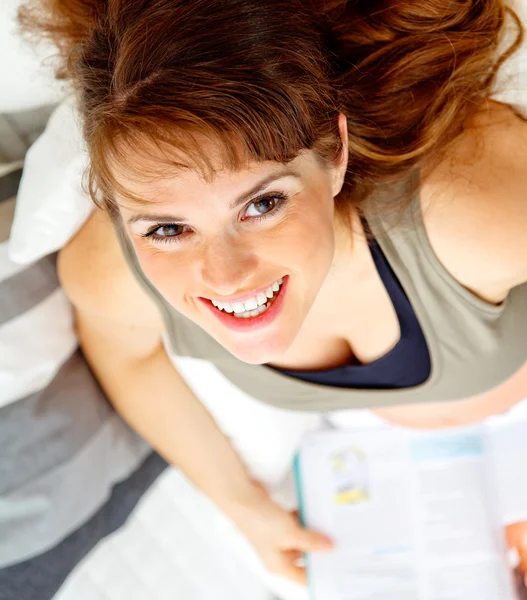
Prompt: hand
<box><xmin>227</xmin><ymin>483</ymin><xmax>333</xmax><ymax>585</ymax></box>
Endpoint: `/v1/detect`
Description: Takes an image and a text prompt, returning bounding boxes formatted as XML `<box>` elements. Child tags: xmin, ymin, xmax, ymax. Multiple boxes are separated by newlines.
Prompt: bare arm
<box><xmin>77</xmin><ymin>312</ymin><xmax>263</xmax><ymax>513</ymax></box>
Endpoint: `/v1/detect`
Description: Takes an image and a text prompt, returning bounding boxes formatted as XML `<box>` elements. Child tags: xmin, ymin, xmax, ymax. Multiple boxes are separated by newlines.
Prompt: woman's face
<box><xmin>119</xmin><ymin>140</ymin><xmax>348</xmax><ymax>364</ymax></box>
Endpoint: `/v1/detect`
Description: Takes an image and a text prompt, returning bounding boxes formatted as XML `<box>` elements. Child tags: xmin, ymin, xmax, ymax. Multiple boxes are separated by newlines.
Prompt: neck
<box><xmin>328</xmin><ymin>208</ymin><xmax>374</xmax><ymax>289</ymax></box>
<box><xmin>302</xmin><ymin>208</ymin><xmax>376</xmax><ymax>335</ymax></box>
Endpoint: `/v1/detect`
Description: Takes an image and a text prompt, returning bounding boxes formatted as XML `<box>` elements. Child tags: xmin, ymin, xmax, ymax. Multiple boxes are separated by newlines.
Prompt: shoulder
<box><xmin>421</xmin><ymin>102</ymin><xmax>527</xmax><ymax>303</ymax></box>
<box><xmin>58</xmin><ymin>207</ymin><xmax>165</xmax><ymax>332</ymax></box>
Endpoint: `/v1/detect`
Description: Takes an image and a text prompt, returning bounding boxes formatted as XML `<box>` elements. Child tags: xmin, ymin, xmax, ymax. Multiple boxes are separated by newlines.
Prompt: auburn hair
<box><xmin>20</xmin><ymin>0</ymin><xmax>523</xmax><ymax>212</ymax></box>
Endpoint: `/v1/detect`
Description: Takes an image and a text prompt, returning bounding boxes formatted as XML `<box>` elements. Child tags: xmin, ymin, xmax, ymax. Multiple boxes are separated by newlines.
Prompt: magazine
<box><xmin>295</xmin><ymin>417</ymin><xmax>527</xmax><ymax>600</ymax></box>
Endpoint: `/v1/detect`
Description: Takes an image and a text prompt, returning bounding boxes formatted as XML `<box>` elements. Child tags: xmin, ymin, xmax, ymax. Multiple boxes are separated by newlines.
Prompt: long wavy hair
<box><xmin>19</xmin><ymin>0</ymin><xmax>523</xmax><ymax>213</ymax></box>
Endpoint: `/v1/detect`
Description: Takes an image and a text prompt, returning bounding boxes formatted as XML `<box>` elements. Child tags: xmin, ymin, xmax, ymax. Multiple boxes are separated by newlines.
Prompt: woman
<box><xmin>22</xmin><ymin>0</ymin><xmax>527</xmax><ymax>593</ymax></box>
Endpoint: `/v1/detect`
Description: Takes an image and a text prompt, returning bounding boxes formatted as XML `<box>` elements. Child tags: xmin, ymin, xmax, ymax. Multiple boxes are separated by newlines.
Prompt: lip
<box><xmin>205</xmin><ymin>278</ymin><xmax>283</xmax><ymax>305</ymax></box>
<box><xmin>200</xmin><ymin>275</ymin><xmax>289</xmax><ymax>333</ymax></box>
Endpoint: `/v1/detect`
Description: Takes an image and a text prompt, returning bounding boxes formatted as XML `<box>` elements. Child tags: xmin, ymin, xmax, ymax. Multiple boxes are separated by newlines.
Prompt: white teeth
<box><xmin>256</xmin><ymin>293</ymin><xmax>267</xmax><ymax>307</ymax></box>
<box><xmin>243</xmin><ymin>298</ymin><xmax>258</xmax><ymax>311</ymax></box>
<box><xmin>211</xmin><ymin>278</ymin><xmax>285</xmax><ymax>317</ymax></box>
<box><xmin>233</xmin><ymin>304</ymin><xmax>268</xmax><ymax>319</ymax></box>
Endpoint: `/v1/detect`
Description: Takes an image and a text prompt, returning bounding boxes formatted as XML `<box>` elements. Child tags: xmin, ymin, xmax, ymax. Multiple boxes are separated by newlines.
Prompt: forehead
<box><xmin>113</xmin><ymin>148</ymin><xmax>315</xmax><ymax>211</ymax></box>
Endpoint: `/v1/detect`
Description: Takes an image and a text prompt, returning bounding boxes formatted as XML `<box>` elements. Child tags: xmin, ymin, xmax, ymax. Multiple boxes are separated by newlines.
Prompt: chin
<box><xmin>223</xmin><ymin>333</ymin><xmax>294</xmax><ymax>365</ymax></box>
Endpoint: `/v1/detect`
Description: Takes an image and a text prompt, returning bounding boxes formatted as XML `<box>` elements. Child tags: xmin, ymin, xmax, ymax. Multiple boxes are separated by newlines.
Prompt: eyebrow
<box><xmin>126</xmin><ymin>169</ymin><xmax>301</xmax><ymax>225</ymax></box>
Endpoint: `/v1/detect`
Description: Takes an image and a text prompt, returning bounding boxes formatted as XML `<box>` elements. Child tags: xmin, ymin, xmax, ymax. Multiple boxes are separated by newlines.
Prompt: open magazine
<box><xmin>295</xmin><ymin>415</ymin><xmax>527</xmax><ymax>600</ymax></box>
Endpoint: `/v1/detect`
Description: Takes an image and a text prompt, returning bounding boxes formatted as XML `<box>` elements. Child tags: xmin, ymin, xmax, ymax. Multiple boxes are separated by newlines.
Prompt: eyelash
<box><xmin>142</xmin><ymin>224</ymin><xmax>188</xmax><ymax>245</ymax></box>
<box><xmin>141</xmin><ymin>191</ymin><xmax>289</xmax><ymax>245</ymax></box>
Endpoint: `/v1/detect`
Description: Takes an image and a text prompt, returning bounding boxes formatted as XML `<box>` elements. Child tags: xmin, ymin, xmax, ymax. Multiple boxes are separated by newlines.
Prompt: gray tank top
<box><xmin>114</xmin><ymin>182</ymin><xmax>527</xmax><ymax>412</ymax></box>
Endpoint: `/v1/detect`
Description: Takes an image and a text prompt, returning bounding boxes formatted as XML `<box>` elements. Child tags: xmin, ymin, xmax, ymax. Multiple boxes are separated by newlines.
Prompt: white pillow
<box><xmin>8</xmin><ymin>97</ymin><xmax>93</xmax><ymax>265</ymax></box>
<box><xmin>8</xmin><ymin>0</ymin><xmax>527</xmax><ymax>265</ymax></box>
<box><xmin>0</xmin><ymin>0</ymin><xmax>66</xmax><ymax>112</ymax></box>
<box><xmin>493</xmin><ymin>0</ymin><xmax>527</xmax><ymax>110</ymax></box>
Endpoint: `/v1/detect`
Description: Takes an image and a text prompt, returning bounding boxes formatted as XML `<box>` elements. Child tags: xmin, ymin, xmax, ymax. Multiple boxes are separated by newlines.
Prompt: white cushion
<box><xmin>8</xmin><ymin>97</ymin><xmax>93</xmax><ymax>265</ymax></box>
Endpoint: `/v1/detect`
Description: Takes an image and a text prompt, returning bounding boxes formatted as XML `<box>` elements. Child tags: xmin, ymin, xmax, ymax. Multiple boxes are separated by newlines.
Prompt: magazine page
<box><xmin>298</xmin><ymin>427</ymin><xmax>424</xmax><ymax>600</ymax></box>
<box><xmin>487</xmin><ymin>409</ymin><xmax>527</xmax><ymax>526</ymax></box>
<box><xmin>409</xmin><ymin>428</ymin><xmax>515</xmax><ymax>600</ymax></box>
<box><xmin>486</xmin><ymin>408</ymin><xmax>527</xmax><ymax>600</ymax></box>
<box><xmin>297</xmin><ymin>426</ymin><xmax>516</xmax><ymax>600</ymax></box>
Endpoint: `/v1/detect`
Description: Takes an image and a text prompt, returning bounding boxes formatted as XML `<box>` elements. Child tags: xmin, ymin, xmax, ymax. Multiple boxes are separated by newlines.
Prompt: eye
<box><xmin>243</xmin><ymin>193</ymin><xmax>285</xmax><ymax>220</ymax></box>
<box><xmin>143</xmin><ymin>223</ymin><xmax>188</xmax><ymax>243</ymax></box>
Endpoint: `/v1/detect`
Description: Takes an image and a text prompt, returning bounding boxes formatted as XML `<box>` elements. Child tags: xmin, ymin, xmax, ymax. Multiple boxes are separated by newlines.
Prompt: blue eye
<box><xmin>152</xmin><ymin>224</ymin><xmax>182</xmax><ymax>237</ymax></box>
<box><xmin>143</xmin><ymin>223</ymin><xmax>187</xmax><ymax>243</ymax></box>
<box><xmin>243</xmin><ymin>193</ymin><xmax>285</xmax><ymax>220</ymax></box>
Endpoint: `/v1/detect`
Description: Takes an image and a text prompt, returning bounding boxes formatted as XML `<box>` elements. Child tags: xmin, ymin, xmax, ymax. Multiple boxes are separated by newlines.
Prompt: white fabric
<box><xmin>53</xmin><ymin>468</ymin><xmax>285</xmax><ymax>600</ymax></box>
<box><xmin>0</xmin><ymin>0</ymin><xmax>65</xmax><ymax>112</ymax></box>
<box><xmin>8</xmin><ymin>98</ymin><xmax>93</xmax><ymax>265</ymax></box>
<box><xmin>0</xmin><ymin>278</ymin><xmax>77</xmax><ymax>409</ymax></box>
<box><xmin>0</xmin><ymin>239</ymin><xmax>27</xmax><ymax>283</ymax></box>
<box><xmin>2</xmin><ymin>412</ymin><xmax>150</xmax><ymax>567</ymax></box>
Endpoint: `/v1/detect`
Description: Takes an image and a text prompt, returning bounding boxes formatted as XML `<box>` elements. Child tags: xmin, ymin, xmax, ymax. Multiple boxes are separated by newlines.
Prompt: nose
<box><xmin>199</xmin><ymin>235</ymin><xmax>258</xmax><ymax>297</ymax></box>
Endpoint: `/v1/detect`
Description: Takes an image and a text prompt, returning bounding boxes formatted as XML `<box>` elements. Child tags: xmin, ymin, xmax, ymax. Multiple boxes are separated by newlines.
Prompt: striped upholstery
<box><xmin>0</xmin><ymin>172</ymin><xmax>167</xmax><ymax>600</ymax></box>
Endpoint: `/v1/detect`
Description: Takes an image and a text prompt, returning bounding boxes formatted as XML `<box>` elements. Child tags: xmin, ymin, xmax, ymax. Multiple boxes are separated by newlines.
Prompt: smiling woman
<box><xmin>19</xmin><ymin>0</ymin><xmax>527</xmax><ymax>595</ymax></box>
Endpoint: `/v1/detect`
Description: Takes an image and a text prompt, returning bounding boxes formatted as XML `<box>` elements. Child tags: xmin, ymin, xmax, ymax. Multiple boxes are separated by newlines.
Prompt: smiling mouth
<box><xmin>209</xmin><ymin>278</ymin><xmax>284</xmax><ymax>319</ymax></box>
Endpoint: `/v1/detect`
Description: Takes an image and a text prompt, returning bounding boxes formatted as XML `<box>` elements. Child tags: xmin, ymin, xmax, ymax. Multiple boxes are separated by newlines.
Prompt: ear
<box><xmin>331</xmin><ymin>113</ymin><xmax>349</xmax><ymax>197</ymax></box>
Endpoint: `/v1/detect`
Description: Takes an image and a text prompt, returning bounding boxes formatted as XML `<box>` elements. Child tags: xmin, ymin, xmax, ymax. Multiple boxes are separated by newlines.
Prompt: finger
<box><xmin>284</xmin><ymin>548</ymin><xmax>305</xmax><ymax>566</ymax></box>
<box><xmin>517</xmin><ymin>544</ymin><xmax>527</xmax><ymax>577</ymax></box>
<box><xmin>292</xmin><ymin>509</ymin><xmax>301</xmax><ymax>521</ymax></box>
<box><xmin>506</xmin><ymin>523</ymin><xmax>527</xmax><ymax>548</ymax></box>
<box><xmin>277</xmin><ymin>554</ymin><xmax>307</xmax><ymax>586</ymax></box>
<box><xmin>506</xmin><ymin>523</ymin><xmax>527</xmax><ymax>576</ymax></box>
<box><xmin>287</xmin><ymin>527</ymin><xmax>333</xmax><ymax>553</ymax></box>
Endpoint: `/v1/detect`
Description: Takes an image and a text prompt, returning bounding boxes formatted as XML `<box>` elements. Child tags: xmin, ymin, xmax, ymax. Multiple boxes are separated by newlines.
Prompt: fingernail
<box><xmin>318</xmin><ymin>539</ymin><xmax>333</xmax><ymax>551</ymax></box>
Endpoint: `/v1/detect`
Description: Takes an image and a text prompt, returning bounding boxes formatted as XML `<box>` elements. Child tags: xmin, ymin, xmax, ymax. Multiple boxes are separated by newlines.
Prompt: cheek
<box><xmin>134</xmin><ymin>245</ymin><xmax>192</xmax><ymax>305</ymax></box>
<box><xmin>272</xmin><ymin>196</ymin><xmax>335</xmax><ymax>272</ymax></box>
